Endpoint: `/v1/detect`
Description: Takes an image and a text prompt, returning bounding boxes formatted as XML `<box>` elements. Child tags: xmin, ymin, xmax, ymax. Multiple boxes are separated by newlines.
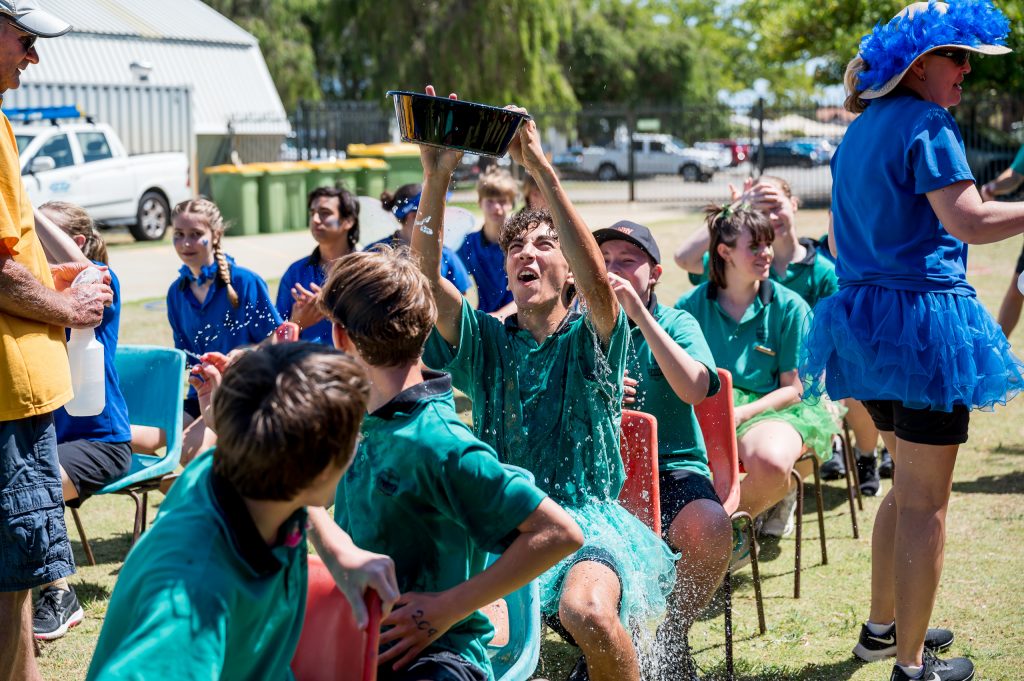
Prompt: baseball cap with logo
<box><xmin>593</xmin><ymin>220</ymin><xmax>662</xmax><ymax>265</ymax></box>
<box><xmin>0</xmin><ymin>0</ymin><xmax>71</xmax><ymax>38</ymax></box>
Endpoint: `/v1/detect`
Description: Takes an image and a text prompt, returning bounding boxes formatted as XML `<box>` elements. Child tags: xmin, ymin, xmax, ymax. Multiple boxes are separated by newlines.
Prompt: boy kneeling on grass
<box><xmin>86</xmin><ymin>342</ymin><xmax>400</xmax><ymax>680</ymax></box>
<box><xmin>319</xmin><ymin>246</ymin><xmax>583</xmax><ymax>681</ymax></box>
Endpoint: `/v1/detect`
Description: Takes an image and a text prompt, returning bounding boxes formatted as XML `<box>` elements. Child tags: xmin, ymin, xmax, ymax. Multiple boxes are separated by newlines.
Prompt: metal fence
<box><xmin>287</xmin><ymin>96</ymin><xmax>1024</xmax><ymax>205</ymax></box>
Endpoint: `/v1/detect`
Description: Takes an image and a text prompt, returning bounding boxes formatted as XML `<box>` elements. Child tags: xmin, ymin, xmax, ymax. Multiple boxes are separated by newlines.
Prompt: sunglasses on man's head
<box><xmin>2</xmin><ymin>16</ymin><xmax>36</xmax><ymax>53</ymax></box>
<box><xmin>931</xmin><ymin>48</ymin><xmax>970</xmax><ymax>66</ymax></box>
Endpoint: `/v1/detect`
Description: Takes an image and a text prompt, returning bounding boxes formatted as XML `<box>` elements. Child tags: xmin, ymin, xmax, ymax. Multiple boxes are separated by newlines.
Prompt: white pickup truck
<box><xmin>579</xmin><ymin>133</ymin><xmax>723</xmax><ymax>183</ymax></box>
<box><xmin>14</xmin><ymin>119</ymin><xmax>191</xmax><ymax>241</ymax></box>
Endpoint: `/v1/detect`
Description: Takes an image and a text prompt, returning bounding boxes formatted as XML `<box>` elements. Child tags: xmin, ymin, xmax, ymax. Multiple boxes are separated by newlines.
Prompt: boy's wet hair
<box><xmin>212</xmin><ymin>342</ymin><xmax>369</xmax><ymax>500</ymax></box>
<box><xmin>308</xmin><ymin>186</ymin><xmax>361</xmax><ymax>250</ymax></box>
<box><xmin>705</xmin><ymin>204</ymin><xmax>775</xmax><ymax>289</ymax></box>
<box><xmin>318</xmin><ymin>246</ymin><xmax>437</xmax><ymax>367</ymax></box>
<box><xmin>476</xmin><ymin>166</ymin><xmax>517</xmax><ymax>203</ymax></box>
<box><xmin>498</xmin><ymin>208</ymin><xmax>556</xmax><ymax>254</ymax></box>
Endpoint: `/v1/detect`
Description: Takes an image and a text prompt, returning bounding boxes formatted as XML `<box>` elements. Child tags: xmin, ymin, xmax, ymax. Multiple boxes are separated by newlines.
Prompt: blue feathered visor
<box><xmin>857</xmin><ymin>0</ymin><xmax>1011</xmax><ymax>99</ymax></box>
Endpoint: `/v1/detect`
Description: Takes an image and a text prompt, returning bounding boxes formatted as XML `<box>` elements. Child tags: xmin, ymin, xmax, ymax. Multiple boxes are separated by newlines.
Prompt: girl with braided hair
<box><xmin>165</xmin><ymin>197</ymin><xmax>281</xmax><ymax>462</ymax></box>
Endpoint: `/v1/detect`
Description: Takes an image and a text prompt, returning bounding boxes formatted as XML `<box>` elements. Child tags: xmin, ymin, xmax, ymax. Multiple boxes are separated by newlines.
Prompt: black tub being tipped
<box><xmin>387</xmin><ymin>91</ymin><xmax>530</xmax><ymax>158</ymax></box>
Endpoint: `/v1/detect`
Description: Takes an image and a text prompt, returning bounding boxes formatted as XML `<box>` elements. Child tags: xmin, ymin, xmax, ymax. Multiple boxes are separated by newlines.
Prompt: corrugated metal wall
<box><xmin>3</xmin><ymin>81</ymin><xmax>193</xmax><ymax>157</ymax></box>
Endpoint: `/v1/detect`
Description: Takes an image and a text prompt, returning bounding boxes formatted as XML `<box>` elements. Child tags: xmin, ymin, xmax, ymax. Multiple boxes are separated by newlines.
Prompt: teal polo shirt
<box><xmin>87</xmin><ymin>450</ymin><xmax>307</xmax><ymax>681</ymax></box>
<box><xmin>335</xmin><ymin>371</ymin><xmax>546</xmax><ymax>680</ymax></box>
<box><xmin>628</xmin><ymin>296</ymin><xmax>720</xmax><ymax>478</ymax></box>
<box><xmin>676</xmin><ymin>280</ymin><xmax>811</xmax><ymax>395</ymax></box>
<box><xmin>684</xmin><ymin>238</ymin><xmax>839</xmax><ymax>308</ymax></box>
<box><xmin>423</xmin><ymin>298</ymin><xmax>630</xmax><ymax>506</ymax></box>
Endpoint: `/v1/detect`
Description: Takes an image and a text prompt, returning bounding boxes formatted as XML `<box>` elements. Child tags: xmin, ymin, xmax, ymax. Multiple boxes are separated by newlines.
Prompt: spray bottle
<box><xmin>64</xmin><ymin>267</ymin><xmax>106</xmax><ymax>417</ymax></box>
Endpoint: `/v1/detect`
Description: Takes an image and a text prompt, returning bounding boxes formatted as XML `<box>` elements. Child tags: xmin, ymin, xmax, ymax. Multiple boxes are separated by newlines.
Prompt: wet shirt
<box><xmin>86</xmin><ymin>450</ymin><xmax>307</xmax><ymax>681</ymax></box>
<box><xmin>831</xmin><ymin>90</ymin><xmax>975</xmax><ymax>294</ymax></box>
<box><xmin>53</xmin><ymin>262</ymin><xmax>130</xmax><ymax>444</ymax></box>
<box><xmin>685</xmin><ymin>238</ymin><xmax>838</xmax><ymax>308</ymax></box>
<box><xmin>366</xmin><ymin>232</ymin><xmax>472</xmax><ymax>293</ymax></box>
<box><xmin>276</xmin><ymin>247</ymin><xmax>332</xmax><ymax>345</ymax></box>
<box><xmin>334</xmin><ymin>372</ymin><xmax>545</xmax><ymax>679</ymax></box>
<box><xmin>457</xmin><ymin>230</ymin><xmax>513</xmax><ymax>313</ymax></box>
<box><xmin>423</xmin><ymin>298</ymin><xmax>630</xmax><ymax>506</ymax></box>
<box><xmin>676</xmin><ymin>281</ymin><xmax>810</xmax><ymax>395</ymax></box>
<box><xmin>166</xmin><ymin>259</ymin><xmax>282</xmax><ymax>397</ymax></box>
<box><xmin>628</xmin><ymin>296</ymin><xmax>719</xmax><ymax>477</ymax></box>
<box><xmin>0</xmin><ymin>110</ymin><xmax>72</xmax><ymax>420</ymax></box>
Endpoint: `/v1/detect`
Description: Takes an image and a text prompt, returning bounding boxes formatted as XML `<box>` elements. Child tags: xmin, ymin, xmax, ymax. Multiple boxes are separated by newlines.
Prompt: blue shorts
<box><xmin>0</xmin><ymin>414</ymin><xmax>74</xmax><ymax>592</ymax></box>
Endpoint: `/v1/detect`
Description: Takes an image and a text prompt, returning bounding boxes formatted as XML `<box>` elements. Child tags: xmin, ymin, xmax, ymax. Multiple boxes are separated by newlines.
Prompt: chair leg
<box><xmin>141</xmin><ymin>491</ymin><xmax>149</xmax><ymax>533</ymax></box>
<box><xmin>723</xmin><ymin>569</ymin><xmax>734</xmax><ymax>681</ymax></box>
<box><xmin>70</xmin><ymin>507</ymin><xmax>96</xmax><ymax>567</ymax></box>
<box><xmin>846</xmin><ymin>432</ymin><xmax>864</xmax><ymax>511</ymax></box>
<box><xmin>128</xmin><ymin>490</ymin><xmax>144</xmax><ymax>547</ymax></box>
<box><xmin>746</xmin><ymin>516</ymin><xmax>766</xmax><ymax>634</ymax></box>
<box><xmin>811</xmin><ymin>456</ymin><xmax>828</xmax><ymax>566</ymax></box>
<box><xmin>841</xmin><ymin>426</ymin><xmax>860</xmax><ymax>539</ymax></box>
<box><xmin>792</xmin><ymin>470</ymin><xmax>803</xmax><ymax>599</ymax></box>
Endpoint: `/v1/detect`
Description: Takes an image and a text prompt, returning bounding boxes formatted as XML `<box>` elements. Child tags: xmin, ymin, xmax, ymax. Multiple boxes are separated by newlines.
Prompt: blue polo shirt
<box><xmin>831</xmin><ymin>89</ymin><xmax>975</xmax><ymax>295</ymax></box>
<box><xmin>276</xmin><ymin>247</ymin><xmax>332</xmax><ymax>345</ymax></box>
<box><xmin>366</xmin><ymin>232</ymin><xmax>472</xmax><ymax>293</ymax></box>
<box><xmin>457</xmin><ymin>230</ymin><xmax>513</xmax><ymax>313</ymax></box>
<box><xmin>167</xmin><ymin>258</ymin><xmax>282</xmax><ymax>397</ymax></box>
<box><xmin>53</xmin><ymin>262</ymin><xmax>130</xmax><ymax>444</ymax></box>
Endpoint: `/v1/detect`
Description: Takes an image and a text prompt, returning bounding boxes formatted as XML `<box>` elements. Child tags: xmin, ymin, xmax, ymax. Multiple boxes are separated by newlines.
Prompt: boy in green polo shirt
<box><xmin>318</xmin><ymin>246</ymin><xmax>583</xmax><ymax>681</ymax></box>
<box><xmin>86</xmin><ymin>343</ymin><xmax>400</xmax><ymax>681</ymax></box>
<box><xmin>412</xmin><ymin>95</ymin><xmax>676</xmax><ymax>681</ymax></box>
<box><xmin>595</xmin><ymin>220</ymin><xmax>732</xmax><ymax>679</ymax></box>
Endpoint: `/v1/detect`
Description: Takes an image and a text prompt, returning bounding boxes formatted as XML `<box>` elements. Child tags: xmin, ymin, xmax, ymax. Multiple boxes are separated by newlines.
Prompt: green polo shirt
<box><xmin>676</xmin><ymin>280</ymin><xmax>811</xmax><ymax>395</ymax></box>
<box><xmin>423</xmin><ymin>298</ymin><xmax>629</xmax><ymax>506</ymax></box>
<box><xmin>628</xmin><ymin>296</ymin><xmax>720</xmax><ymax>478</ymax></box>
<box><xmin>334</xmin><ymin>371</ymin><xmax>546</xmax><ymax>680</ymax></box>
<box><xmin>87</xmin><ymin>450</ymin><xmax>307</xmax><ymax>681</ymax></box>
<box><xmin>684</xmin><ymin>238</ymin><xmax>839</xmax><ymax>308</ymax></box>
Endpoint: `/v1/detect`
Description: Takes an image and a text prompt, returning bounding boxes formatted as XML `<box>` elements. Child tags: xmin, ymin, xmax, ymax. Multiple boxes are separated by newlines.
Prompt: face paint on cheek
<box><xmin>200</xmin><ymin>239</ymin><xmax>209</xmax><ymax>247</ymax></box>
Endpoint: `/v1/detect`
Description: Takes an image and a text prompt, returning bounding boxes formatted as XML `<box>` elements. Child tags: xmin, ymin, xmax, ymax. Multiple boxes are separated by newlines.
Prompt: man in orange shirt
<box><xmin>0</xmin><ymin>4</ymin><xmax>113</xmax><ymax>681</ymax></box>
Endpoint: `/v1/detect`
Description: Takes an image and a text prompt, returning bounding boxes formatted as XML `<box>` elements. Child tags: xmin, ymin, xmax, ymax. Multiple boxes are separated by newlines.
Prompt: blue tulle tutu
<box><xmin>802</xmin><ymin>285</ymin><xmax>1024</xmax><ymax>411</ymax></box>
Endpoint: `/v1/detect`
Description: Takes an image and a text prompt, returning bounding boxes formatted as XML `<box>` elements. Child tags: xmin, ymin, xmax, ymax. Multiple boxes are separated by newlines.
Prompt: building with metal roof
<box><xmin>10</xmin><ymin>0</ymin><xmax>289</xmax><ymax>186</ymax></box>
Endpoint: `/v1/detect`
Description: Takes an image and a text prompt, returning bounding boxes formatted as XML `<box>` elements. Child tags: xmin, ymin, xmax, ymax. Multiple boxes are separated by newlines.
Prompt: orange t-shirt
<box><xmin>0</xmin><ymin>111</ymin><xmax>72</xmax><ymax>420</ymax></box>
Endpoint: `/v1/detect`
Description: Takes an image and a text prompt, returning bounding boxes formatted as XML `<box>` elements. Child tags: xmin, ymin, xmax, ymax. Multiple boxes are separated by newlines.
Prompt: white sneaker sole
<box><xmin>852</xmin><ymin>641</ymin><xmax>897</xmax><ymax>662</ymax></box>
<box><xmin>34</xmin><ymin>607</ymin><xmax>84</xmax><ymax>641</ymax></box>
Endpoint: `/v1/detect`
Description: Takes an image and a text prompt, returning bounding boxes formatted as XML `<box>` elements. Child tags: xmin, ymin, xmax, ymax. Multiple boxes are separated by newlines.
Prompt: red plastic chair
<box><xmin>292</xmin><ymin>555</ymin><xmax>382</xmax><ymax>681</ymax></box>
<box><xmin>618</xmin><ymin>410</ymin><xmax>662</xmax><ymax>535</ymax></box>
<box><xmin>697</xmin><ymin>369</ymin><xmax>765</xmax><ymax>681</ymax></box>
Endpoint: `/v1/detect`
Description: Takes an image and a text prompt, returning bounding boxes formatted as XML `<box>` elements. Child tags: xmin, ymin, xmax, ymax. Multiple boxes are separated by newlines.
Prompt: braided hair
<box><xmin>172</xmin><ymin>197</ymin><xmax>239</xmax><ymax>307</ymax></box>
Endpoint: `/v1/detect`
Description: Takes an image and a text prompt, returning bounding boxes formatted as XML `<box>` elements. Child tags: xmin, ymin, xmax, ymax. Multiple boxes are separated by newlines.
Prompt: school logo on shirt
<box><xmin>375</xmin><ymin>468</ymin><xmax>400</xmax><ymax>496</ymax></box>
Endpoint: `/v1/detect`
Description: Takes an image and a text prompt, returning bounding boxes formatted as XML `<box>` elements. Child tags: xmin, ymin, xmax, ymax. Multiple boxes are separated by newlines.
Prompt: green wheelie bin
<box><xmin>204</xmin><ymin>164</ymin><xmax>263</xmax><ymax>236</ymax></box>
<box><xmin>347</xmin><ymin>143</ymin><xmax>423</xmax><ymax>189</ymax></box>
<box><xmin>250</xmin><ymin>162</ymin><xmax>308</xmax><ymax>232</ymax></box>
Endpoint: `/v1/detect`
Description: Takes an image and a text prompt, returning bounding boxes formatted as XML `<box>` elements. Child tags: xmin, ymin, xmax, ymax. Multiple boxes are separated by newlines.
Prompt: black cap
<box><xmin>593</xmin><ymin>220</ymin><xmax>661</xmax><ymax>264</ymax></box>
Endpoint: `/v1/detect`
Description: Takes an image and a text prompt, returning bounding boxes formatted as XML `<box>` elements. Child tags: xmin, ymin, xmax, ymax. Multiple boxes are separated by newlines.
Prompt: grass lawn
<box><xmin>37</xmin><ymin>208</ymin><xmax>1024</xmax><ymax>680</ymax></box>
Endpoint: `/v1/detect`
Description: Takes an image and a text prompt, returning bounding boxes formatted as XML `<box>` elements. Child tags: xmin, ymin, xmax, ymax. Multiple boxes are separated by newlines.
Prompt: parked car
<box><xmin>711</xmin><ymin>139</ymin><xmax>750</xmax><ymax>166</ymax></box>
<box><xmin>579</xmin><ymin>133</ymin><xmax>722</xmax><ymax>182</ymax></box>
<box><xmin>752</xmin><ymin>140</ymin><xmax>829</xmax><ymax>169</ymax></box>
<box><xmin>551</xmin><ymin>145</ymin><xmax>585</xmax><ymax>177</ymax></box>
<box><xmin>15</xmin><ymin>118</ymin><xmax>191</xmax><ymax>241</ymax></box>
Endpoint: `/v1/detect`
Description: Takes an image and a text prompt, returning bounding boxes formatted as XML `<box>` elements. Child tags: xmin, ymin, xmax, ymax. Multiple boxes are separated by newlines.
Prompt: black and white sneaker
<box><xmin>566</xmin><ymin>654</ymin><xmax>590</xmax><ymax>681</ymax></box>
<box><xmin>889</xmin><ymin>651</ymin><xmax>974</xmax><ymax>681</ymax></box>
<box><xmin>821</xmin><ymin>440</ymin><xmax>847</xmax><ymax>480</ymax></box>
<box><xmin>879</xmin><ymin>447</ymin><xmax>894</xmax><ymax>479</ymax></box>
<box><xmin>32</xmin><ymin>586</ymin><xmax>84</xmax><ymax>641</ymax></box>
<box><xmin>857</xmin><ymin>454</ymin><xmax>881</xmax><ymax>497</ymax></box>
<box><xmin>853</xmin><ymin>622</ymin><xmax>954</xmax><ymax>662</ymax></box>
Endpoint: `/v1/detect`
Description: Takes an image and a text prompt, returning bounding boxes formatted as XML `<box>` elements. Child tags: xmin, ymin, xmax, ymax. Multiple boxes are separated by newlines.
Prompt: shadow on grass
<box><xmin>952</xmin><ymin>469</ymin><xmax>1024</xmax><ymax>495</ymax></box>
<box><xmin>70</xmin><ymin>533</ymin><xmax>134</xmax><ymax>567</ymax></box>
<box><xmin>992</xmin><ymin>443</ymin><xmax>1024</xmax><ymax>456</ymax></box>
<box><xmin>696</xmin><ymin>654</ymin><xmax>868</xmax><ymax>680</ymax></box>
<box><xmin>74</xmin><ymin>581</ymin><xmax>113</xmax><ymax>607</ymax></box>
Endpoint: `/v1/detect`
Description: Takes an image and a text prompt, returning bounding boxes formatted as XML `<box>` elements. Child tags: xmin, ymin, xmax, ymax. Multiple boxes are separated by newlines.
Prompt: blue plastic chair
<box><xmin>69</xmin><ymin>345</ymin><xmax>185</xmax><ymax>564</ymax></box>
<box><xmin>484</xmin><ymin>464</ymin><xmax>542</xmax><ymax>681</ymax></box>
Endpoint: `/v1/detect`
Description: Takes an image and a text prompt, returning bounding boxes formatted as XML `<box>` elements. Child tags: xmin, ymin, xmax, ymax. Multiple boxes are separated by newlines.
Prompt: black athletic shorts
<box><xmin>377</xmin><ymin>650</ymin><xmax>488</xmax><ymax>681</ymax></box>
<box><xmin>1015</xmin><ymin>239</ymin><xmax>1024</xmax><ymax>274</ymax></box>
<box><xmin>57</xmin><ymin>440</ymin><xmax>132</xmax><ymax>508</ymax></box>
<box><xmin>862</xmin><ymin>400</ymin><xmax>970</xmax><ymax>446</ymax></box>
<box><xmin>183</xmin><ymin>396</ymin><xmax>201</xmax><ymax>420</ymax></box>
<box><xmin>658</xmin><ymin>469</ymin><xmax>723</xmax><ymax>547</ymax></box>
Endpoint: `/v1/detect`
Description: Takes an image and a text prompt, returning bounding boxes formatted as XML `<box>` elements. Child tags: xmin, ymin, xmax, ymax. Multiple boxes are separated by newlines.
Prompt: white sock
<box><xmin>897</xmin><ymin>663</ymin><xmax>924</xmax><ymax>678</ymax></box>
<box><xmin>865</xmin><ymin>619</ymin><xmax>894</xmax><ymax>635</ymax></box>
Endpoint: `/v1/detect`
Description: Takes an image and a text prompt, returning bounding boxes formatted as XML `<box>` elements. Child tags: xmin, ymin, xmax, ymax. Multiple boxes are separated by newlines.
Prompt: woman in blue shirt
<box><xmin>803</xmin><ymin>3</ymin><xmax>1024</xmax><ymax>679</ymax></box>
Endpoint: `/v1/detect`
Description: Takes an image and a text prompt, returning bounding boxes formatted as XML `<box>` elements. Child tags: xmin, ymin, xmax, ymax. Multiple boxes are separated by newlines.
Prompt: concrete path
<box><xmin>109</xmin><ymin>201</ymin><xmax>696</xmax><ymax>303</ymax></box>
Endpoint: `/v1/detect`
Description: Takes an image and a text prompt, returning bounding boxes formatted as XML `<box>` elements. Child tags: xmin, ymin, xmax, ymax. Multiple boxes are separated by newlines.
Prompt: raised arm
<box><xmin>409</xmin><ymin>86</ymin><xmax>465</xmax><ymax>347</ymax></box>
<box><xmin>928</xmin><ymin>179</ymin><xmax>1024</xmax><ymax>245</ymax></box>
<box><xmin>35</xmin><ymin>208</ymin><xmax>90</xmax><ymax>265</ymax></box>
<box><xmin>506</xmin><ymin>110</ymin><xmax>619</xmax><ymax>342</ymax></box>
<box><xmin>674</xmin><ymin>225</ymin><xmax>710</xmax><ymax>274</ymax></box>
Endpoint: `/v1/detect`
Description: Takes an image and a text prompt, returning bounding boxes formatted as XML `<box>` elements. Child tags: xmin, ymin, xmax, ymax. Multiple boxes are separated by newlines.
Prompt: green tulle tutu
<box><xmin>733</xmin><ymin>388</ymin><xmax>842</xmax><ymax>461</ymax></box>
<box><xmin>538</xmin><ymin>499</ymin><xmax>677</xmax><ymax>630</ymax></box>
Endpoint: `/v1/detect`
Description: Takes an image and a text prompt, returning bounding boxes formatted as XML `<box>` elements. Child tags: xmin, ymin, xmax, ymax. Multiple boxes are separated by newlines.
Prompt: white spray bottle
<box><xmin>64</xmin><ymin>267</ymin><xmax>106</xmax><ymax>417</ymax></box>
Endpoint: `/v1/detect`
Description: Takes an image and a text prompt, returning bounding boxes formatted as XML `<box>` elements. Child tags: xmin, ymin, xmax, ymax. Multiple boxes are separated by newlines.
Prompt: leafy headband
<box><xmin>857</xmin><ymin>0</ymin><xmax>1010</xmax><ymax>92</ymax></box>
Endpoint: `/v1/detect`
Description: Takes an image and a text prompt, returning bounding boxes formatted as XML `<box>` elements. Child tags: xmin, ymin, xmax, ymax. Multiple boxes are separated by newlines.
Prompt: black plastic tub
<box><xmin>386</xmin><ymin>90</ymin><xmax>530</xmax><ymax>158</ymax></box>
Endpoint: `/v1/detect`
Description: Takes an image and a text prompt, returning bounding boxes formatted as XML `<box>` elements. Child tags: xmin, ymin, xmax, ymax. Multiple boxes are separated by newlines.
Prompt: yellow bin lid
<box><xmin>347</xmin><ymin>142</ymin><xmax>420</xmax><ymax>158</ymax></box>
